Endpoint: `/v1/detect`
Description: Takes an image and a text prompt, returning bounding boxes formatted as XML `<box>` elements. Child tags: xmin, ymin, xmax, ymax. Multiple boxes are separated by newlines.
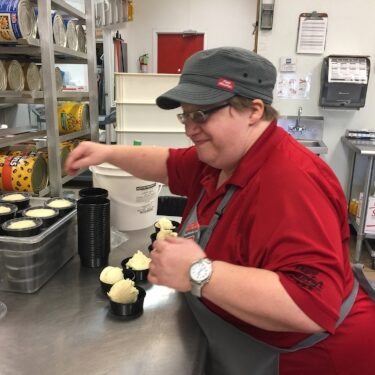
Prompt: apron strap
<box><xmin>199</xmin><ymin>185</ymin><xmax>237</xmax><ymax>249</ymax></box>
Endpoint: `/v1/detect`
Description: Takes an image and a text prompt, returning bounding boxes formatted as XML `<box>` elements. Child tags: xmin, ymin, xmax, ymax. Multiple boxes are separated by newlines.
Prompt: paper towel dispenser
<box><xmin>319</xmin><ymin>55</ymin><xmax>370</xmax><ymax>109</ymax></box>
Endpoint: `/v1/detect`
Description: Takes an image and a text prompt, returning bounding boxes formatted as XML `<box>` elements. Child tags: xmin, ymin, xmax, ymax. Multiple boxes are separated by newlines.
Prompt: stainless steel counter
<box><xmin>0</xmin><ymin>224</ymin><xmax>206</xmax><ymax>375</ymax></box>
<box><xmin>341</xmin><ymin>136</ymin><xmax>375</xmax><ymax>155</ymax></box>
<box><xmin>342</xmin><ymin>136</ymin><xmax>375</xmax><ymax>265</ymax></box>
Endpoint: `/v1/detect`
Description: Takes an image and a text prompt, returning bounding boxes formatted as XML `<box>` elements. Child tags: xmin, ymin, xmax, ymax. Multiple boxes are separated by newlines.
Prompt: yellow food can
<box><xmin>1</xmin><ymin>154</ymin><xmax>48</xmax><ymax>193</ymax></box>
<box><xmin>58</xmin><ymin>102</ymin><xmax>88</xmax><ymax>134</ymax></box>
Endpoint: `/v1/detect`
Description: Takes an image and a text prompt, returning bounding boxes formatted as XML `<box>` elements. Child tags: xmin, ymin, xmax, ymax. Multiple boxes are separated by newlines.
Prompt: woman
<box><xmin>66</xmin><ymin>47</ymin><xmax>375</xmax><ymax>375</ymax></box>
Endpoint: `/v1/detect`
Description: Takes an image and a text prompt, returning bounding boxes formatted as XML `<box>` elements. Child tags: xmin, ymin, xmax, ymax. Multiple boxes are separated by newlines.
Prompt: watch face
<box><xmin>190</xmin><ymin>261</ymin><xmax>211</xmax><ymax>282</ymax></box>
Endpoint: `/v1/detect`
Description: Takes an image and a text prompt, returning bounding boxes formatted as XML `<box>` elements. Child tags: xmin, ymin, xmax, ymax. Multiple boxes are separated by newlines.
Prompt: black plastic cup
<box><xmin>109</xmin><ymin>286</ymin><xmax>146</xmax><ymax>318</ymax></box>
<box><xmin>79</xmin><ymin>187</ymin><xmax>108</xmax><ymax>199</ymax></box>
<box><xmin>121</xmin><ymin>257</ymin><xmax>149</xmax><ymax>282</ymax></box>
<box><xmin>77</xmin><ymin>197</ymin><xmax>110</xmax><ymax>268</ymax></box>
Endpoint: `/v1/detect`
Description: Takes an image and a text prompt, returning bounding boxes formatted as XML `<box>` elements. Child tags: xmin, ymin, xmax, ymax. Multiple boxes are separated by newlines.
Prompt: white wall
<box><xmin>119</xmin><ymin>0</ymin><xmax>257</xmax><ymax>72</ymax></box>
<box><xmin>115</xmin><ymin>0</ymin><xmax>375</xmax><ymax>192</ymax></box>
<box><xmin>257</xmin><ymin>0</ymin><xmax>375</xmax><ymax>190</ymax></box>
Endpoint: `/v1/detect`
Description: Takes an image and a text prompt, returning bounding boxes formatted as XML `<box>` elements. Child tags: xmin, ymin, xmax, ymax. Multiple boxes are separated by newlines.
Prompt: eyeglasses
<box><xmin>176</xmin><ymin>102</ymin><xmax>230</xmax><ymax>125</ymax></box>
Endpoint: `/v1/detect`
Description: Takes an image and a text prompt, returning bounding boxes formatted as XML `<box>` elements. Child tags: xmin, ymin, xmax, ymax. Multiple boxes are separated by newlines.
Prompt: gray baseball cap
<box><xmin>156</xmin><ymin>47</ymin><xmax>277</xmax><ymax>109</ymax></box>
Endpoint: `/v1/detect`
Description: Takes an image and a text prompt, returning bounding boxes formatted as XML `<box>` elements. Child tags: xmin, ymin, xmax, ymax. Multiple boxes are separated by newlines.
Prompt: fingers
<box><xmin>64</xmin><ymin>141</ymin><xmax>94</xmax><ymax>175</ymax></box>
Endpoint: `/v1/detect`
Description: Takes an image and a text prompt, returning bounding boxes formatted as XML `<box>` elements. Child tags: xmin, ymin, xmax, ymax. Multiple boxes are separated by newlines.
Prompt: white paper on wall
<box><xmin>296</xmin><ymin>14</ymin><xmax>328</xmax><ymax>54</ymax></box>
<box><xmin>276</xmin><ymin>73</ymin><xmax>312</xmax><ymax>99</ymax></box>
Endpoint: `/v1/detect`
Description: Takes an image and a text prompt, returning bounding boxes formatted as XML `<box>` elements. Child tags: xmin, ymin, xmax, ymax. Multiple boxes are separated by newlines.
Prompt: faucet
<box><xmin>288</xmin><ymin>106</ymin><xmax>305</xmax><ymax>133</ymax></box>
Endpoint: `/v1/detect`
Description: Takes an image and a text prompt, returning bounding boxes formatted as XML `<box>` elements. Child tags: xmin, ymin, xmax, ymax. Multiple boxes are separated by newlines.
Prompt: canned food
<box><xmin>58</xmin><ymin>102</ymin><xmax>88</xmax><ymax>134</ymax></box>
<box><xmin>76</xmin><ymin>24</ymin><xmax>86</xmax><ymax>53</ymax></box>
<box><xmin>63</xmin><ymin>18</ymin><xmax>78</xmax><ymax>51</ymax></box>
<box><xmin>6</xmin><ymin>60</ymin><xmax>24</xmax><ymax>91</ymax></box>
<box><xmin>55</xmin><ymin>67</ymin><xmax>63</xmax><ymax>91</ymax></box>
<box><xmin>38</xmin><ymin>144</ymin><xmax>70</xmax><ymax>177</ymax></box>
<box><xmin>39</xmin><ymin>66</ymin><xmax>63</xmax><ymax>91</ymax></box>
<box><xmin>51</xmin><ymin>11</ymin><xmax>66</xmax><ymax>47</ymax></box>
<box><xmin>0</xmin><ymin>60</ymin><xmax>7</xmax><ymax>90</ymax></box>
<box><xmin>23</xmin><ymin>62</ymin><xmax>40</xmax><ymax>91</ymax></box>
<box><xmin>0</xmin><ymin>0</ymin><xmax>37</xmax><ymax>41</ymax></box>
<box><xmin>60</xmin><ymin>140</ymin><xmax>79</xmax><ymax>151</ymax></box>
<box><xmin>0</xmin><ymin>154</ymin><xmax>48</xmax><ymax>193</ymax></box>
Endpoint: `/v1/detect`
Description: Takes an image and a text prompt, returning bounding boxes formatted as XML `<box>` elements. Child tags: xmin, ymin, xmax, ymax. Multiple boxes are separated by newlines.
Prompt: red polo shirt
<box><xmin>167</xmin><ymin>121</ymin><xmax>375</xmax><ymax>374</ymax></box>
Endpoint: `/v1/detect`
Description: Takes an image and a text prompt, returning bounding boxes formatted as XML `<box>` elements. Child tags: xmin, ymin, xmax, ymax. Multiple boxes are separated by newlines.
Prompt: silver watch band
<box><xmin>191</xmin><ymin>282</ymin><xmax>204</xmax><ymax>297</ymax></box>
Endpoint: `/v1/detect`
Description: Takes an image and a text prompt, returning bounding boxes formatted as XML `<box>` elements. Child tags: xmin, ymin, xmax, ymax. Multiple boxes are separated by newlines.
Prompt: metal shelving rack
<box><xmin>0</xmin><ymin>0</ymin><xmax>98</xmax><ymax>197</ymax></box>
<box><xmin>342</xmin><ymin>136</ymin><xmax>375</xmax><ymax>268</ymax></box>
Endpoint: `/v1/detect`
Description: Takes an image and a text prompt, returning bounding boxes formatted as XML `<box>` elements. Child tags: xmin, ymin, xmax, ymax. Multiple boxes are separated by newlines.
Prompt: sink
<box><xmin>296</xmin><ymin>139</ymin><xmax>328</xmax><ymax>154</ymax></box>
<box><xmin>297</xmin><ymin>140</ymin><xmax>322</xmax><ymax>147</ymax></box>
<box><xmin>277</xmin><ymin>116</ymin><xmax>328</xmax><ymax>154</ymax></box>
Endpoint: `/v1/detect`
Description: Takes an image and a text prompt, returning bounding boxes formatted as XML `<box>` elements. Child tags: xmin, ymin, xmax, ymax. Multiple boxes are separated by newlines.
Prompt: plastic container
<box><xmin>78</xmin><ymin>187</ymin><xmax>108</xmax><ymax>199</ymax></box>
<box><xmin>0</xmin><ymin>197</ymin><xmax>77</xmax><ymax>293</ymax></box>
<box><xmin>90</xmin><ymin>163</ymin><xmax>162</xmax><ymax>231</ymax></box>
<box><xmin>77</xmin><ymin>197</ymin><xmax>110</xmax><ymax>268</ymax></box>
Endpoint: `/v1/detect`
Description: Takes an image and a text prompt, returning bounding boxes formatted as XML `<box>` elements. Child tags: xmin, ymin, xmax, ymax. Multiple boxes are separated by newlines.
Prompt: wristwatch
<box><xmin>189</xmin><ymin>258</ymin><xmax>213</xmax><ymax>297</ymax></box>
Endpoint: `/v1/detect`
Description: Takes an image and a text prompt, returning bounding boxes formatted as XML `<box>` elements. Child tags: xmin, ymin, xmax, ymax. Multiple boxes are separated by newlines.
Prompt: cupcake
<box><xmin>2</xmin><ymin>217</ymin><xmax>43</xmax><ymax>237</ymax></box>
<box><xmin>22</xmin><ymin>206</ymin><xmax>59</xmax><ymax>228</ymax></box>
<box><xmin>99</xmin><ymin>266</ymin><xmax>124</xmax><ymax>294</ymax></box>
<box><xmin>108</xmin><ymin>280</ymin><xmax>146</xmax><ymax>318</ymax></box>
<box><xmin>121</xmin><ymin>250</ymin><xmax>151</xmax><ymax>282</ymax></box>
<box><xmin>45</xmin><ymin>197</ymin><xmax>76</xmax><ymax>217</ymax></box>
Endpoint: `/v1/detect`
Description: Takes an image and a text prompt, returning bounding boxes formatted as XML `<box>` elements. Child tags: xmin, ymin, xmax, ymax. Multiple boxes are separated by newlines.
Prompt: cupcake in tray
<box><xmin>22</xmin><ymin>206</ymin><xmax>59</xmax><ymax>228</ymax></box>
<box><xmin>2</xmin><ymin>217</ymin><xmax>43</xmax><ymax>237</ymax></box>
<box><xmin>0</xmin><ymin>192</ymin><xmax>30</xmax><ymax>211</ymax></box>
<box><xmin>45</xmin><ymin>197</ymin><xmax>76</xmax><ymax>217</ymax></box>
<box><xmin>0</xmin><ymin>203</ymin><xmax>18</xmax><ymax>227</ymax></box>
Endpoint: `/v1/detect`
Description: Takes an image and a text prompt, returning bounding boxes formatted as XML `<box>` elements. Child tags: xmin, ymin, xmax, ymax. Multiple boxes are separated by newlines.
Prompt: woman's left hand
<box><xmin>148</xmin><ymin>236</ymin><xmax>205</xmax><ymax>291</ymax></box>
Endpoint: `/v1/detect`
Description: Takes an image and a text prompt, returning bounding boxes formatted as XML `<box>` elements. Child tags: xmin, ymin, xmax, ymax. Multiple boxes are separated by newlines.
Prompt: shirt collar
<box><xmin>199</xmin><ymin>120</ymin><xmax>286</xmax><ymax>192</ymax></box>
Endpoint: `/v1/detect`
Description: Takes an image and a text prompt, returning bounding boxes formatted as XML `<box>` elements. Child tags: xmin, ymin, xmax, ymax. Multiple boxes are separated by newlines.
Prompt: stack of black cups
<box><xmin>77</xmin><ymin>188</ymin><xmax>110</xmax><ymax>268</ymax></box>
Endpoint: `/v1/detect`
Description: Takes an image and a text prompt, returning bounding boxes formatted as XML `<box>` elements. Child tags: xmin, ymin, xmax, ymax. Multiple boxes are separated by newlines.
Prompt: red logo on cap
<box><xmin>217</xmin><ymin>78</ymin><xmax>235</xmax><ymax>91</ymax></box>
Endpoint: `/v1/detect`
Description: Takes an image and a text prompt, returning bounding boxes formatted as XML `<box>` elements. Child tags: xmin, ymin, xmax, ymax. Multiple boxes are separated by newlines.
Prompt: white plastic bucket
<box><xmin>90</xmin><ymin>163</ymin><xmax>162</xmax><ymax>231</ymax></box>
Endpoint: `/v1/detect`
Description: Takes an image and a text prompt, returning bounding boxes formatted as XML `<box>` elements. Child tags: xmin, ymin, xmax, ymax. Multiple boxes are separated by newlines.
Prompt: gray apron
<box><xmin>179</xmin><ymin>185</ymin><xmax>363</xmax><ymax>375</ymax></box>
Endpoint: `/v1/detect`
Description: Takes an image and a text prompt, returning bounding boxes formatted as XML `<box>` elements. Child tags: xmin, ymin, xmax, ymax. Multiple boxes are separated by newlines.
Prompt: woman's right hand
<box><xmin>64</xmin><ymin>141</ymin><xmax>110</xmax><ymax>175</ymax></box>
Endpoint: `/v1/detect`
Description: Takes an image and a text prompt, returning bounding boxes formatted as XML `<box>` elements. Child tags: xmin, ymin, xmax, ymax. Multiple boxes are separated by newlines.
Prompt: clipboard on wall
<box><xmin>296</xmin><ymin>11</ymin><xmax>328</xmax><ymax>54</ymax></box>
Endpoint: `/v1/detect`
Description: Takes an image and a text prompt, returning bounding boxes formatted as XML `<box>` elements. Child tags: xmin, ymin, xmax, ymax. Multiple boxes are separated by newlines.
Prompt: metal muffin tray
<box><xmin>0</xmin><ymin>197</ymin><xmax>77</xmax><ymax>293</ymax></box>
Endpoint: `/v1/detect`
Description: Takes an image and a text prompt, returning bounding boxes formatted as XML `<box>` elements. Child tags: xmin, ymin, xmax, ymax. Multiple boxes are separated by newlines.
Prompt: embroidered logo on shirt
<box><xmin>286</xmin><ymin>265</ymin><xmax>324</xmax><ymax>291</ymax></box>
